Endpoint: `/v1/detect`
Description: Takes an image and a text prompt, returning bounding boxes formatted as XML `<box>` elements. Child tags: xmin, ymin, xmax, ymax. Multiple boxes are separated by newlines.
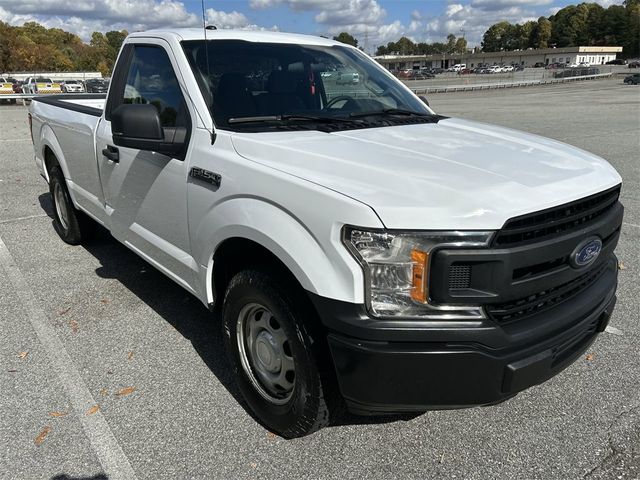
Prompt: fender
<box><xmin>193</xmin><ymin>197</ymin><xmax>373</xmax><ymax>306</ymax></box>
<box><xmin>39</xmin><ymin>124</ymin><xmax>81</xmax><ymax>207</ymax></box>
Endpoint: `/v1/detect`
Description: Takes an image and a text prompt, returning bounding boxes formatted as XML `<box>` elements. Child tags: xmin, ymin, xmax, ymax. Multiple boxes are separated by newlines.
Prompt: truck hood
<box><xmin>230</xmin><ymin>118</ymin><xmax>621</xmax><ymax>230</ymax></box>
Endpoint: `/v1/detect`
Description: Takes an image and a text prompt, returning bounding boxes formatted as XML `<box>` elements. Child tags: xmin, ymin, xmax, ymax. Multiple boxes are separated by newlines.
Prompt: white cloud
<box><xmin>0</xmin><ymin>0</ymin><xmax>277</xmax><ymax>40</ymax></box>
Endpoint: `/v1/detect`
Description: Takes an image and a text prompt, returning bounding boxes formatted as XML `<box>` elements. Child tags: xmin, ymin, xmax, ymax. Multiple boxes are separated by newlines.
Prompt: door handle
<box><xmin>102</xmin><ymin>145</ymin><xmax>119</xmax><ymax>163</ymax></box>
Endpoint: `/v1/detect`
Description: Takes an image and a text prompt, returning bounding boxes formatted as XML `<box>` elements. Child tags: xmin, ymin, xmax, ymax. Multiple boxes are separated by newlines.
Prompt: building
<box><xmin>374</xmin><ymin>46</ymin><xmax>623</xmax><ymax>71</ymax></box>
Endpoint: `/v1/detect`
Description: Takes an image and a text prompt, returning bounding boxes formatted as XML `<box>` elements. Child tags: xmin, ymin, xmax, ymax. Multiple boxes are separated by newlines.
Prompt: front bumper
<box><xmin>310</xmin><ymin>259</ymin><xmax>618</xmax><ymax>415</ymax></box>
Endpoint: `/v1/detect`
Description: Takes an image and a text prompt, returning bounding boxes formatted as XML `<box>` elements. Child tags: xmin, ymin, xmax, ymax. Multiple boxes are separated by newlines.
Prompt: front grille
<box><xmin>448</xmin><ymin>264</ymin><xmax>472</xmax><ymax>289</ymax></box>
<box><xmin>486</xmin><ymin>262</ymin><xmax>609</xmax><ymax>324</ymax></box>
<box><xmin>493</xmin><ymin>185</ymin><xmax>621</xmax><ymax>247</ymax></box>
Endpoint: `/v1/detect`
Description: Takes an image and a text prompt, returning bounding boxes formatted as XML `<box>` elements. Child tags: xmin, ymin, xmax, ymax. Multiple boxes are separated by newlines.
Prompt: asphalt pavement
<box><xmin>0</xmin><ymin>78</ymin><xmax>638</xmax><ymax>480</ymax></box>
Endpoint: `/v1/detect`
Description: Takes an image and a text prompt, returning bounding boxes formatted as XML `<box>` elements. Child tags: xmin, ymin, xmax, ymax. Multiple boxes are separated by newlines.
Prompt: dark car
<box><xmin>624</xmin><ymin>73</ymin><xmax>640</xmax><ymax>84</ymax></box>
<box><xmin>85</xmin><ymin>78</ymin><xmax>109</xmax><ymax>93</ymax></box>
<box><xmin>628</xmin><ymin>61</ymin><xmax>640</xmax><ymax>69</ymax></box>
<box><xmin>11</xmin><ymin>79</ymin><xmax>22</xmax><ymax>94</ymax></box>
<box><xmin>533</xmin><ymin>62</ymin><xmax>545</xmax><ymax>68</ymax></box>
<box><xmin>606</xmin><ymin>59</ymin><xmax>627</xmax><ymax>65</ymax></box>
<box><xmin>512</xmin><ymin>64</ymin><xmax>524</xmax><ymax>71</ymax></box>
<box><xmin>429</xmin><ymin>67</ymin><xmax>445</xmax><ymax>74</ymax></box>
<box><xmin>457</xmin><ymin>68</ymin><xmax>473</xmax><ymax>75</ymax></box>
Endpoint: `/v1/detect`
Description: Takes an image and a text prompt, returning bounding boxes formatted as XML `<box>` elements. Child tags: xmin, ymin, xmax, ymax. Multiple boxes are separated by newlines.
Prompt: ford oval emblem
<box><xmin>571</xmin><ymin>237</ymin><xmax>602</xmax><ymax>268</ymax></box>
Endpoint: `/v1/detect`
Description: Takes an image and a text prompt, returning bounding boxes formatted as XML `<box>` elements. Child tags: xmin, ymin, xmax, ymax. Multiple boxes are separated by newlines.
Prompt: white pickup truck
<box><xmin>29</xmin><ymin>28</ymin><xmax>623</xmax><ymax>438</ymax></box>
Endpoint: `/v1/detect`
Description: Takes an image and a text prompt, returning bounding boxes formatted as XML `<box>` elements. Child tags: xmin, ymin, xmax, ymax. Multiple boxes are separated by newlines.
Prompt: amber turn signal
<box><xmin>410</xmin><ymin>249</ymin><xmax>429</xmax><ymax>303</ymax></box>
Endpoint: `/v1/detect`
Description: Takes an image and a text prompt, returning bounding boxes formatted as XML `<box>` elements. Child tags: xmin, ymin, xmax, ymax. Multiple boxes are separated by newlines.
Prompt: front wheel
<box><xmin>223</xmin><ymin>269</ymin><xmax>338</xmax><ymax>438</ymax></box>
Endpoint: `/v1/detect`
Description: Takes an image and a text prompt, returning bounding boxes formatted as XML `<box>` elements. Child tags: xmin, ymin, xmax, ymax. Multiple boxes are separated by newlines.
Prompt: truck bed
<box><xmin>32</xmin><ymin>94</ymin><xmax>106</xmax><ymax>117</ymax></box>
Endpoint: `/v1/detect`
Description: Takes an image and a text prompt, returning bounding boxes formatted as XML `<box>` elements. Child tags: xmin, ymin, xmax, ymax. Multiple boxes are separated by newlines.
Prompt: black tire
<box><xmin>49</xmin><ymin>165</ymin><xmax>95</xmax><ymax>245</ymax></box>
<box><xmin>223</xmin><ymin>269</ymin><xmax>338</xmax><ymax>438</ymax></box>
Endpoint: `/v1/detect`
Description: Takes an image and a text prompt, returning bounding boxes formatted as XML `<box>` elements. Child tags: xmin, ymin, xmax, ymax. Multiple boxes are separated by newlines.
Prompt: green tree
<box><xmin>534</xmin><ymin>17</ymin><xmax>552</xmax><ymax>48</ymax></box>
<box><xmin>482</xmin><ymin>21</ymin><xmax>512</xmax><ymax>51</ymax></box>
<box><xmin>333</xmin><ymin>32</ymin><xmax>358</xmax><ymax>47</ymax></box>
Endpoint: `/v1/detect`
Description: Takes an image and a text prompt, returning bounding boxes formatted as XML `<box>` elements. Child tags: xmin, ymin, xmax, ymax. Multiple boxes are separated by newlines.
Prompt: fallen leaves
<box><xmin>86</xmin><ymin>405</ymin><xmax>100</xmax><ymax>416</ymax></box>
<box><xmin>34</xmin><ymin>426</ymin><xmax>52</xmax><ymax>446</ymax></box>
<box><xmin>49</xmin><ymin>411</ymin><xmax>67</xmax><ymax>418</ymax></box>
<box><xmin>127</xmin><ymin>351</ymin><xmax>134</xmax><ymax>360</ymax></box>
<box><xmin>115</xmin><ymin>387</ymin><xmax>135</xmax><ymax>398</ymax></box>
<box><xmin>17</xmin><ymin>351</ymin><xmax>28</xmax><ymax>359</ymax></box>
<box><xmin>618</xmin><ymin>261</ymin><xmax>626</xmax><ymax>270</ymax></box>
<box><xmin>68</xmin><ymin>320</ymin><xmax>78</xmax><ymax>334</ymax></box>
<box><xmin>58</xmin><ymin>307</ymin><xmax>71</xmax><ymax>316</ymax></box>
<box><xmin>585</xmin><ymin>353</ymin><xmax>594</xmax><ymax>361</ymax></box>
<box><xmin>99</xmin><ymin>388</ymin><xmax>108</xmax><ymax>397</ymax></box>
<box><xmin>100</xmin><ymin>298</ymin><xmax>109</xmax><ymax>304</ymax></box>
<box><xmin>266</xmin><ymin>432</ymin><xmax>277</xmax><ymax>440</ymax></box>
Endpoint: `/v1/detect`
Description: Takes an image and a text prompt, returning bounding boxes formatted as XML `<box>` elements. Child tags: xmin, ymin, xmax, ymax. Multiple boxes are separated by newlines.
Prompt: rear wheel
<box><xmin>223</xmin><ymin>269</ymin><xmax>338</xmax><ymax>438</ymax></box>
<box><xmin>49</xmin><ymin>165</ymin><xmax>96</xmax><ymax>245</ymax></box>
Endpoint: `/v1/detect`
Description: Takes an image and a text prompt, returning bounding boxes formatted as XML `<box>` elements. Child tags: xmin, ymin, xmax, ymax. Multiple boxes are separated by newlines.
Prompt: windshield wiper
<box><xmin>228</xmin><ymin>114</ymin><xmax>360</xmax><ymax>124</ymax></box>
<box><xmin>349</xmin><ymin>108</ymin><xmax>434</xmax><ymax>118</ymax></box>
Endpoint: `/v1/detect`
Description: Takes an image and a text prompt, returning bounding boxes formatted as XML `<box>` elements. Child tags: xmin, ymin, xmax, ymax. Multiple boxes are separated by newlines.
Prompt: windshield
<box><xmin>36</xmin><ymin>77</ymin><xmax>53</xmax><ymax>83</ymax></box>
<box><xmin>182</xmin><ymin>40</ymin><xmax>431</xmax><ymax>130</ymax></box>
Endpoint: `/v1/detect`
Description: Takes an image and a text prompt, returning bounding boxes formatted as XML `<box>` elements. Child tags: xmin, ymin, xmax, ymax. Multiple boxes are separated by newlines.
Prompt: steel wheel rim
<box><xmin>236</xmin><ymin>303</ymin><xmax>296</xmax><ymax>405</ymax></box>
<box><xmin>53</xmin><ymin>182</ymin><xmax>69</xmax><ymax>230</ymax></box>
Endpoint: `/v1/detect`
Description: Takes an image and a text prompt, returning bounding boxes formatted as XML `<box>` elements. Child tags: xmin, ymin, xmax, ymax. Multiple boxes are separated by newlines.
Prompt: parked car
<box><xmin>623</xmin><ymin>73</ymin><xmax>640</xmax><ymax>84</ymax></box>
<box><xmin>61</xmin><ymin>80</ymin><xmax>85</xmax><ymax>93</ymax></box>
<box><xmin>84</xmin><ymin>78</ymin><xmax>109</xmax><ymax>93</ymax></box>
<box><xmin>12</xmin><ymin>80</ymin><xmax>23</xmax><ymax>94</ymax></box>
<box><xmin>545</xmin><ymin>63</ymin><xmax>566</xmax><ymax>69</ymax></box>
<box><xmin>336</xmin><ymin>71</ymin><xmax>359</xmax><ymax>84</ymax></box>
<box><xmin>606</xmin><ymin>59</ymin><xmax>626</xmax><ymax>65</ymax></box>
<box><xmin>533</xmin><ymin>62</ymin><xmax>545</xmax><ymax>68</ymax></box>
<box><xmin>487</xmin><ymin>65</ymin><xmax>502</xmax><ymax>73</ymax></box>
<box><xmin>427</xmin><ymin>67</ymin><xmax>445</xmax><ymax>75</ymax></box>
<box><xmin>22</xmin><ymin>76</ymin><xmax>61</xmax><ymax>94</ymax></box>
<box><xmin>0</xmin><ymin>77</ymin><xmax>16</xmax><ymax>103</ymax></box>
<box><xmin>29</xmin><ymin>28</ymin><xmax>623</xmax><ymax>439</ymax></box>
<box><xmin>448</xmin><ymin>63</ymin><xmax>466</xmax><ymax>72</ymax></box>
<box><xmin>457</xmin><ymin>68</ymin><xmax>473</xmax><ymax>75</ymax></box>
<box><xmin>512</xmin><ymin>64</ymin><xmax>524</xmax><ymax>72</ymax></box>
<box><xmin>628</xmin><ymin>61</ymin><xmax>640</xmax><ymax>69</ymax></box>
<box><xmin>473</xmin><ymin>66</ymin><xmax>489</xmax><ymax>74</ymax></box>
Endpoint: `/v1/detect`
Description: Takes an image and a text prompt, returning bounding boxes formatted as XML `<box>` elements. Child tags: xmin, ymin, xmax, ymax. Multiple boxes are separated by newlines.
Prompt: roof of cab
<box><xmin>127</xmin><ymin>28</ymin><xmax>344</xmax><ymax>47</ymax></box>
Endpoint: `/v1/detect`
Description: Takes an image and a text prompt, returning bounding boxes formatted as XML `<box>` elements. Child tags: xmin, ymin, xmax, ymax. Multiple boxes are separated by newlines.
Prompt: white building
<box><xmin>375</xmin><ymin>46</ymin><xmax>623</xmax><ymax>71</ymax></box>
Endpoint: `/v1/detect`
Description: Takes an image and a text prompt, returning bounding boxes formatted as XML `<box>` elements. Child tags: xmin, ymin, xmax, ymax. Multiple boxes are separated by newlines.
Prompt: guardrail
<box><xmin>409</xmin><ymin>72</ymin><xmax>614</xmax><ymax>94</ymax></box>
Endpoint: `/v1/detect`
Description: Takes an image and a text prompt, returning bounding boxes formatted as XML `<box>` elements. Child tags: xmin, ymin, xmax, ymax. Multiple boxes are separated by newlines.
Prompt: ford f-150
<box><xmin>28</xmin><ymin>28</ymin><xmax>623</xmax><ymax>438</ymax></box>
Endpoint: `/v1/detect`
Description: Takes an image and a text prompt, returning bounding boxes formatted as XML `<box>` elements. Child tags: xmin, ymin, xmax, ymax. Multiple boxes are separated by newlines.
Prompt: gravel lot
<box><xmin>0</xmin><ymin>78</ymin><xmax>638</xmax><ymax>480</ymax></box>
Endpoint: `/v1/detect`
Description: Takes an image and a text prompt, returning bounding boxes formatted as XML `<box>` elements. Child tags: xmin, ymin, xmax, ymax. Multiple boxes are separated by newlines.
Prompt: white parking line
<box><xmin>623</xmin><ymin>222</ymin><xmax>640</xmax><ymax>229</ymax></box>
<box><xmin>0</xmin><ymin>213</ymin><xmax>49</xmax><ymax>225</ymax></box>
<box><xmin>0</xmin><ymin>138</ymin><xmax>32</xmax><ymax>143</ymax></box>
<box><xmin>0</xmin><ymin>234</ymin><xmax>138</xmax><ymax>480</ymax></box>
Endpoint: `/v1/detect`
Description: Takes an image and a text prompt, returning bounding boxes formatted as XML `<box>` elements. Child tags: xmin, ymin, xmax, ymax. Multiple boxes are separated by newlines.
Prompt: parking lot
<box><xmin>0</xmin><ymin>78</ymin><xmax>638</xmax><ymax>479</ymax></box>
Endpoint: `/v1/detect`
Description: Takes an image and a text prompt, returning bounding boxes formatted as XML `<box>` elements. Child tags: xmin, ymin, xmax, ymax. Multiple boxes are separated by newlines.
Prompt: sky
<box><xmin>0</xmin><ymin>0</ymin><xmax>624</xmax><ymax>50</ymax></box>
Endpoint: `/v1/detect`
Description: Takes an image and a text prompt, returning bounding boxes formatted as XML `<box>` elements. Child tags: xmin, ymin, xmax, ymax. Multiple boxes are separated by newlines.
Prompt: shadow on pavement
<box><xmin>38</xmin><ymin>192</ymin><xmax>422</xmax><ymax>434</ymax></box>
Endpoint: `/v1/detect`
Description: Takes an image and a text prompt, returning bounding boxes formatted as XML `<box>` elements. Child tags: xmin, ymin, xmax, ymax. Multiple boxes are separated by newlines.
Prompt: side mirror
<box><xmin>111</xmin><ymin>104</ymin><xmax>186</xmax><ymax>156</ymax></box>
<box><xmin>419</xmin><ymin>95</ymin><xmax>430</xmax><ymax>107</ymax></box>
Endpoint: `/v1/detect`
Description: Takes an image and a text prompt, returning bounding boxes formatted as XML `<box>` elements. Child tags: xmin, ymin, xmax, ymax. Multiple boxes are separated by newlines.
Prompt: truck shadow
<box><xmin>38</xmin><ymin>192</ymin><xmax>420</xmax><ymax>433</ymax></box>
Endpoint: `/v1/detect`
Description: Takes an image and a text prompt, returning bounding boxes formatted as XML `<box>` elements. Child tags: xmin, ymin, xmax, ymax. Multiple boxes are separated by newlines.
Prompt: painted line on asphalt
<box><xmin>0</xmin><ymin>234</ymin><xmax>138</xmax><ymax>480</ymax></box>
<box><xmin>0</xmin><ymin>138</ymin><xmax>32</xmax><ymax>143</ymax></box>
<box><xmin>623</xmin><ymin>222</ymin><xmax>640</xmax><ymax>229</ymax></box>
<box><xmin>0</xmin><ymin>213</ymin><xmax>49</xmax><ymax>225</ymax></box>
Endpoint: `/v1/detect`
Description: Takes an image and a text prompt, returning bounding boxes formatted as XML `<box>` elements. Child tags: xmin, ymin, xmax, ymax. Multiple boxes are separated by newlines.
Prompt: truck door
<box><xmin>95</xmin><ymin>41</ymin><xmax>197</xmax><ymax>293</ymax></box>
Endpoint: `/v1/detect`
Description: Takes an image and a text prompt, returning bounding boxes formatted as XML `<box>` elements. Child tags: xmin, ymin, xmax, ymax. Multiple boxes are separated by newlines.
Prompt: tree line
<box><xmin>330</xmin><ymin>1</ymin><xmax>638</xmax><ymax>57</ymax></box>
<box><xmin>0</xmin><ymin>21</ymin><xmax>127</xmax><ymax>75</ymax></box>
<box><xmin>481</xmin><ymin>0</ymin><xmax>639</xmax><ymax>56</ymax></box>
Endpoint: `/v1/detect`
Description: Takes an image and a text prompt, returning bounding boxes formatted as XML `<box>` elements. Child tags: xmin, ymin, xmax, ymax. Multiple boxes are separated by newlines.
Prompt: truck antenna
<box><xmin>201</xmin><ymin>0</ymin><xmax>216</xmax><ymax>144</ymax></box>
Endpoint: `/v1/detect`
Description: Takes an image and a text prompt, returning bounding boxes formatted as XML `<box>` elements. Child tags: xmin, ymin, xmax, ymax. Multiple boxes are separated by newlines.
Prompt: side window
<box><xmin>121</xmin><ymin>46</ymin><xmax>187</xmax><ymax>127</ymax></box>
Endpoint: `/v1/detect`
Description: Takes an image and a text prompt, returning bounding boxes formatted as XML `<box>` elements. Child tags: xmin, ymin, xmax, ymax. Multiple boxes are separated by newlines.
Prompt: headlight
<box><xmin>343</xmin><ymin>227</ymin><xmax>493</xmax><ymax>319</ymax></box>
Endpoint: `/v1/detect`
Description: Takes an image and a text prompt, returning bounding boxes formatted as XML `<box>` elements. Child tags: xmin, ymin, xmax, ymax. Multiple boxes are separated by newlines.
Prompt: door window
<box><xmin>120</xmin><ymin>45</ymin><xmax>187</xmax><ymax>127</ymax></box>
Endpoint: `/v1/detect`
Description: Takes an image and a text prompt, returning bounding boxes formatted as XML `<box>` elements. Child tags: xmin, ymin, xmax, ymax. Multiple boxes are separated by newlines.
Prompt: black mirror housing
<box><xmin>111</xmin><ymin>104</ymin><xmax>184</xmax><ymax>156</ymax></box>
<box><xmin>419</xmin><ymin>95</ymin><xmax>430</xmax><ymax>107</ymax></box>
